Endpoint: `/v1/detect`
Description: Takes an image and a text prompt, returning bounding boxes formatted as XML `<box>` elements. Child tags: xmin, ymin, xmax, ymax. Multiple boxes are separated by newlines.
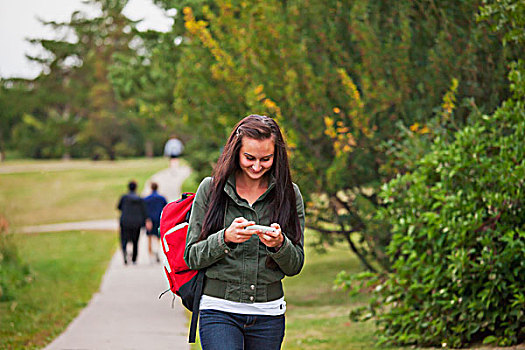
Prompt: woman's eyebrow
<box><xmin>243</xmin><ymin>152</ymin><xmax>274</xmax><ymax>158</ymax></box>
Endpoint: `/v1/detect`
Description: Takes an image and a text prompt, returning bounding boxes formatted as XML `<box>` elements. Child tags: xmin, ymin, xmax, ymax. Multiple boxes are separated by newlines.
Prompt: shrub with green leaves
<box><xmin>342</xmin><ymin>62</ymin><xmax>524</xmax><ymax>348</ymax></box>
<box><xmin>0</xmin><ymin>233</ymin><xmax>32</xmax><ymax>302</ymax></box>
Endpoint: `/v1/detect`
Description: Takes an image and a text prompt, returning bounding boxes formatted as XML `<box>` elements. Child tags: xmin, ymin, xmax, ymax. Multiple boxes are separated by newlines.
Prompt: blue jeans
<box><xmin>199</xmin><ymin>309</ymin><xmax>285</xmax><ymax>350</ymax></box>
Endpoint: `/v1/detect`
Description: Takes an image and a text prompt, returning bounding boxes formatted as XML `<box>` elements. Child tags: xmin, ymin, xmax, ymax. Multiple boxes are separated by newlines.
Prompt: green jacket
<box><xmin>184</xmin><ymin>176</ymin><xmax>305</xmax><ymax>303</ymax></box>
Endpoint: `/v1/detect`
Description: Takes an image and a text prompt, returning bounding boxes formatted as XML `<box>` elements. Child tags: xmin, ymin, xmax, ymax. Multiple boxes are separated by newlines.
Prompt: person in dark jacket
<box><xmin>144</xmin><ymin>182</ymin><xmax>168</xmax><ymax>262</ymax></box>
<box><xmin>184</xmin><ymin>115</ymin><xmax>305</xmax><ymax>349</ymax></box>
<box><xmin>117</xmin><ymin>180</ymin><xmax>150</xmax><ymax>265</ymax></box>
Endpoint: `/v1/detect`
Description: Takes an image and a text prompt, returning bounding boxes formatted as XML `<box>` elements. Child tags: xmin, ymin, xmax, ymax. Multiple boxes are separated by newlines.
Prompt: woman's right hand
<box><xmin>224</xmin><ymin>217</ymin><xmax>255</xmax><ymax>243</ymax></box>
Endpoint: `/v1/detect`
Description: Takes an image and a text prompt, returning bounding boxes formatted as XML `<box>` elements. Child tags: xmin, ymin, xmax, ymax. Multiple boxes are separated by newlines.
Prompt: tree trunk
<box><xmin>145</xmin><ymin>140</ymin><xmax>154</xmax><ymax>158</ymax></box>
<box><xmin>343</xmin><ymin>232</ymin><xmax>377</xmax><ymax>273</ymax></box>
<box><xmin>0</xmin><ymin>136</ymin><xmax>4</xmax><ymax>162</ymax></box>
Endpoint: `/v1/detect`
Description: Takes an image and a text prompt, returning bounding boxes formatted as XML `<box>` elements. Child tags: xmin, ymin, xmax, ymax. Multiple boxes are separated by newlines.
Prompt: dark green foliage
<box><xmin>337</xmin><ymin>2</ymin><xmax>525</xmax><ymax>347</ymax></box>
<box><xmin>12</xmin><ymin>111</ymin><xmax>84</xmax><ymax>159</ymax></box>
<box><xmin>0</xmin><ymin>81</ymin><xmax>36</xmax><ymax>161</ymax></box>
<box><xmin>342</xmin><ymin>61</ymin><xmax>525</xmax><ymax>347</ymax></box>
<box><xmin>478</xmin><ymin>0</ymin><xmax>525</xmax><ymax>45</ymax></box>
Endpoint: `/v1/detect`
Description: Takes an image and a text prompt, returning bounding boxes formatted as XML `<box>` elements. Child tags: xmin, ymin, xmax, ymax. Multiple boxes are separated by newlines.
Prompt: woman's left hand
<box><xmin>257</xmin><ymin>223</ymin><xmax>284</xmax><ymax>250</ymax></box>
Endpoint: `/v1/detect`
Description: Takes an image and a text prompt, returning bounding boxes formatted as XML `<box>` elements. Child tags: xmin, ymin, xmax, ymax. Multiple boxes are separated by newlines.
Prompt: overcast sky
<box><xmin>0</xmin><ymin>0</ymin><xmax>173</xmax><ymax>79</ymax></box>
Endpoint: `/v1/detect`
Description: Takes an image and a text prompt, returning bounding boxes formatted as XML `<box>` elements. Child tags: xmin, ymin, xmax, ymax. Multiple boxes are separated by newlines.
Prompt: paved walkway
<box><xmin>42</xmin><ymin>163</ymin><xmax>192</xmax><ymax>350</ymax></box>
<box><xmin>20</xmin><ymin>219</ymin><xmax>118</xmax><ymax>234</ymax></box>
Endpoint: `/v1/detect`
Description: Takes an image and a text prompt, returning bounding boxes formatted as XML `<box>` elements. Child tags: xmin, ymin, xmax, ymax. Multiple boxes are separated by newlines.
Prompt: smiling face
<box><xmin>238</xmin><ymin>137</ymin><xmax>275</xmax><ymax>182</ymax></box>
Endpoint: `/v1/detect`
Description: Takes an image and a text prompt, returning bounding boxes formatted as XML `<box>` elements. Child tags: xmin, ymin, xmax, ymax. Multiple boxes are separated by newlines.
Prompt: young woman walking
<box><xmin>184</xmin><ymin>114</ymin><xmax>305</xmax><ymax>349</ymax></box>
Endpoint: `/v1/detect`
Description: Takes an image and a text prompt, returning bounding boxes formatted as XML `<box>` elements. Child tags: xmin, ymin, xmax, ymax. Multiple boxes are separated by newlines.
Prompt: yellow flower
<box><xmin>409</xmin><ymin>123</ymin><xmax>419</xmax><ymax>132</ymax></box>
<box><xmin>333</xmin><ymin>107</ymin><xmax>341</xmax><ymax>114</ymax></box>
<box><xmin>419</xmin><ymin>126</ymin><xmax>430</xmax><ymax>134</ymax></box>
<box><xmin>263</xmin><ymin>99</ymin><xmax>275</xmax><ymax>109</ymax></box>
<box><xmin>342</xmin><ymin>144</ymin><xmax>352</xmax><ymax>153</ymax></box>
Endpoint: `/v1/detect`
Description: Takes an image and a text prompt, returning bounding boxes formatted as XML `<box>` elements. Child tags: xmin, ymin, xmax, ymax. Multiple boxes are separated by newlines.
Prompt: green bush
<box><xmin>0</xmin><ymin>233</ymin><xmax>32</xmax><ymax>302</ymax></box>
<box><xmin>342</xmin><ymin>62</ymin><xmax>524</xmax><ymax>348</ymax></box>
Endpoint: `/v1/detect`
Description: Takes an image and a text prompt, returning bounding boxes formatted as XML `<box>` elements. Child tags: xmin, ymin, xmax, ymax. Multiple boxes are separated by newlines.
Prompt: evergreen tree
<box><xmin>109</xmin><ymin>1</ymin><xmax>187</xmax><ymax>156</ymax></box>
<box><xmin>12</xmin><ymin>0</ymin><xmax>141</xmax><ymax>159</ymax></box>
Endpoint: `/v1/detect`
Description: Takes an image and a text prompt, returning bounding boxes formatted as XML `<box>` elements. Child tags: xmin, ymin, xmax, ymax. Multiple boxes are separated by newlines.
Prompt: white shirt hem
<box><xmin>199</xmin><ymin>295</ymin><xmax>286</xmax><ymax>316</ymax></box>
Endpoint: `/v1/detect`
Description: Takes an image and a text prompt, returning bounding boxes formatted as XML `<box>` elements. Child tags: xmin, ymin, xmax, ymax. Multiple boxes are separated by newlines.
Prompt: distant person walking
<box><xmin>164</xmin><ymin>135</ymin><xmax>184</xmax><ymax>168</ymax></box>
<box><xmin>144</xmin><ymin>182</ymin><xmax>168</xmax><ymax>263</ymax></box>
<box><xmin>117</xmin><ymin>180</ymin><xmax>150</xmax><ymax>265</ymax></box>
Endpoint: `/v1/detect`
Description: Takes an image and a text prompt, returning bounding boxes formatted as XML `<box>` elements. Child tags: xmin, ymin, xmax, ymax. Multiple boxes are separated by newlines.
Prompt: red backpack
<box><xmin>159</xmin><ymin>192</ymin><xmax>204</xmax><ymax>343</ymax></box>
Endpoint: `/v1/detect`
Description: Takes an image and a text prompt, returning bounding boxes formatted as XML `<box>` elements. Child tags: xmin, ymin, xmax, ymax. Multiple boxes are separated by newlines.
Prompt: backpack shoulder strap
<box><xmin>188</xmin><ymin>270</ymin><xmax>205</xmax><ymax>343</ymax></box>
<box><xmin>188</xmin><ymin>192</ymin><xmax>223</xmax><ymax>343</ymax></box>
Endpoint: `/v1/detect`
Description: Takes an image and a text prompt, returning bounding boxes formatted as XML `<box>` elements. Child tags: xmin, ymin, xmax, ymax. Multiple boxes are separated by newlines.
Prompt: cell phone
<box><xmin>245</xmin><ymin>224</ymin><xmax>276</xmax><ymax>233</ymax></box>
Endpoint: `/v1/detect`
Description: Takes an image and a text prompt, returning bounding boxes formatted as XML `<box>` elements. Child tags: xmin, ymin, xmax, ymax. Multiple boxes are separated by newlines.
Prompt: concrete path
<box><xmin>143</xmin><ymin>164</ymin><xmax>192</xmax><ymax>203</ymax></box>
<box><xmin>43</xmin><ymin>163</ymin><xmax>192</xmax><ymax>350</ymax></box>
<box><xmin>20</xmin><ymin>219</ymin><xmax>119</xmax><ymax>234</ymax></box>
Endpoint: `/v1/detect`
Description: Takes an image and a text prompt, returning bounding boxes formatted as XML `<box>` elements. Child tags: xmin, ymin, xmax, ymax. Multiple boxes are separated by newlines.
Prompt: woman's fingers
<box><xmin>257</xmin><ymin>223</ymin><xmax>283</xmax><ymax>248</ymax></box>
<box><xmin>227</xmin><ymin>218</ymin><xmax>285</xmax><ymax>246</ymax></box>
<box><xmin>225</xmin><ymin>217</ymin><xmax>255</xmax><ymax>243</ymax></box>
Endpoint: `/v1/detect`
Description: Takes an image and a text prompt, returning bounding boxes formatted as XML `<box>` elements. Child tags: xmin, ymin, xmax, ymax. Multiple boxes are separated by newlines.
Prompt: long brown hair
<box><xmin>199</xmin><ymin>115</ymin><xmax>302</xmax><ymax>247</ymax></box>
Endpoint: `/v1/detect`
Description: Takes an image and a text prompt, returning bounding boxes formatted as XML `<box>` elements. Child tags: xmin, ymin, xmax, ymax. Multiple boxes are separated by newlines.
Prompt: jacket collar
<box><xmin>224</xmin><ymin>172</ymin><xmax>275</xmax><ymax>207</ymax></box>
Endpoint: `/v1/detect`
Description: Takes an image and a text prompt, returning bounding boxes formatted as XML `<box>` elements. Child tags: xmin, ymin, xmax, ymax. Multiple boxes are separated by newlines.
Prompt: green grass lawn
<box><xmin>0</xmin><ymin>231</ymin><xmax>116</xmax><ymax>349</ymax></box>
<box><xmin>0</xmin><ymin>158</ymin><xmax>167</xmax><ymax>227</ymax></box>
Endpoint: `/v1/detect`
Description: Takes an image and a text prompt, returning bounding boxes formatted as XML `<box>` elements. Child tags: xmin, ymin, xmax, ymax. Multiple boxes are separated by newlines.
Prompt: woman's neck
<box><xmin>234</xmin><ymin>172</ymin><xmax>269</xmax><ymax>204</ymax></box>
<box><xmin>235</xmin><ymin>171</ymin><xmax>268</xmax><ymax>190</ymax></box>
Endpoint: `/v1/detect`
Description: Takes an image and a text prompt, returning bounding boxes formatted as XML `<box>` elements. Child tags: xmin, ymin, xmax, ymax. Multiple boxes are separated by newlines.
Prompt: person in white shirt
<box><xmin>163</xmin><ymin>136</ymin><xmax>184</xmax><ymax>167</ymax></box>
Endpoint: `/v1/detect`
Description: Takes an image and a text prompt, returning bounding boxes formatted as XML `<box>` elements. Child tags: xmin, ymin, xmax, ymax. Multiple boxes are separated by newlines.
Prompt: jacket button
<box><xmin>249</xmin><ymin>296</ymin><xmax>254</xmax><ymax>301</ymax></box>
<box><xmin>250</xmin><ymin>284</ymin><xmax>255</xmax><ymax>290</ymax></box>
